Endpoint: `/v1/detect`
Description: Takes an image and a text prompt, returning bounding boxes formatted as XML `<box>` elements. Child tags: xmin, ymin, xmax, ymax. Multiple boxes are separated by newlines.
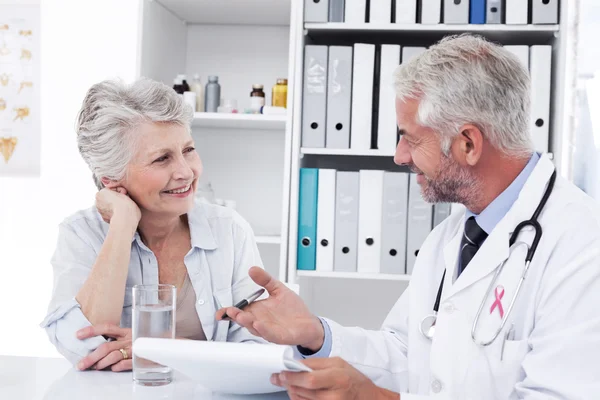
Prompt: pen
<box><xmin>222</xmin><ymin>288</ymin><xmax>265</xmax><ymax>320</ymax></box>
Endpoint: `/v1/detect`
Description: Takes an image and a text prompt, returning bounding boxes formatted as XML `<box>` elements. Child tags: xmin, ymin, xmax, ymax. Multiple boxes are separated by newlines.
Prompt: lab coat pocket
<box><xmin>496</xmin><ymin>339</ymin><xmax>529</xmax><ymax>399</ymax></box>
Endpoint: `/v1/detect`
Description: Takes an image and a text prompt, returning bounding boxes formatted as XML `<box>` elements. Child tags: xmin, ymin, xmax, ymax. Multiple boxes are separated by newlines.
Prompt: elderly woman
<box><xmin>41</xmin><ymin>78</ymin><xmax>264</xmax><ymax>372</ymax></box>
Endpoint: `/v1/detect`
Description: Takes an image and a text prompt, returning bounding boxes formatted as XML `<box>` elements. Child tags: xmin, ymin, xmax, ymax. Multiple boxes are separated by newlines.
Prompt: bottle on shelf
<box><xmin>205</xmin><ymin>76</ymin><xmax>221</xmax><ymax>113</ymax></box>
<box><xmin>217</xmin><ymin>99</ymin><xmax>238</xmax><ymax>113</ymax></box>
<box><xmin>179</xmin><ymin>74</ymin><xmax>190</xmax><ymax>93</ymax></box>
<box><xmin>250</xmin><ymin>84</ymin><xmax>266</xmax><ymax>113</ymax></box>
<box><xmin>260</xmin><ymin>105</ymin><xmax>286</xmax><ymax>115</ymax></box>
<box><xmin>190</xmin><ymin>74</ymin><xmax>204</xmax><ymax>113</ymax></box>
<box><xmin>173</xmin><ymin>76</ymin><xmax>184</xmax><ymax>95</ymax></box>
<box><xmin>183</xmin><ymin>91</ymin><xmax>196</xmax><ymax>112</ymax></box>
<box><xmin>272</xmin><ymin>78</ymin><xmax>287</xmax><ymax>108</ymax></box>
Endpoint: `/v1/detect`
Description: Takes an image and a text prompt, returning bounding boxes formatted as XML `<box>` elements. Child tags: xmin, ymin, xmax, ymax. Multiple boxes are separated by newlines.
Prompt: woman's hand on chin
<box><xmin>96</xmin><ymin>187</ymin><xmax>141</xmax><ymax>227</ymax></box>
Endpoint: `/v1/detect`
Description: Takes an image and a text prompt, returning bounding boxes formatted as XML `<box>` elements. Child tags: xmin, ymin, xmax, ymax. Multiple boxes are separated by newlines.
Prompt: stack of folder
<box><xmin>297</xmin><ymin>168</ymin><xmax>452</xmax><ymax>275</ymax></box>
<box><xmin>304</xmin><ymin>0</ymin><xmax>559</xmax><ymax>25</ymax></box>
<box><xmin>302</xmin><ymin>43</ymin><xmax>552</xmax><ymax>155</ymax></box>
<box><xmin>302</xmin><ymin>44</ymin><xmax>427</xmax><ymax>154</ymax></box>
<box><xmin>299</xmin><ymin>0</ymin><xmax>558</xmax><ymax>277</ymax></box>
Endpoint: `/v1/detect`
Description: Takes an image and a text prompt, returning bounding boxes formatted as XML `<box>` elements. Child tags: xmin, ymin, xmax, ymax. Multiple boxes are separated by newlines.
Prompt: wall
<box><xmin>572</xmin><ymin>0</ymin><xmax>600</xmax><ymax>199</ymax></box>
<box><xmin>0</xmin><ymin>0</ymin><xmax>141</xmax><ymax>357</ymax></box>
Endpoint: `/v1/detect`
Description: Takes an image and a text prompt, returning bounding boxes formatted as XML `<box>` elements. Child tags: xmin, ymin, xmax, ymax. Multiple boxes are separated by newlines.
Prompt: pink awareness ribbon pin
<box><xmin>490</xmin><ymin>286</ymin><xmax>505</xmax><ymax>318</ymax></box>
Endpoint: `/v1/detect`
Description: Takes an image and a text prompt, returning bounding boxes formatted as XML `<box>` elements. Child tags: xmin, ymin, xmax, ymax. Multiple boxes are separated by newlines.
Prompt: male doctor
<box><xmin>217</xmin><ymin>35</ymin><xmax>600</xmax><ymax>399</ymax></box>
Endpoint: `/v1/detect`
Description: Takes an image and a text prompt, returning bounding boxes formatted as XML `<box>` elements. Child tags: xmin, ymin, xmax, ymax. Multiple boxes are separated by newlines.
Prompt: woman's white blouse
<box><xmin>40</xmin><ymin>202</ymin><xmax>265</xmax><ymax>365</ymax></box>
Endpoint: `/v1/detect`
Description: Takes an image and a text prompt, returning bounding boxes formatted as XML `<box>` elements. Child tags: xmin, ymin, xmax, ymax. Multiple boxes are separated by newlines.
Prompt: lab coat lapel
<box><xmin>446</xmin><ymin>217</ymin><xmax>512</xmax><ymax>298</ymax></box>
<box><xmin>443</xmin><ymin>153</ymin><xmax>556</xmax><ymax>299</ymax></box>
<box><xmin>442</xmin><ymin>222</ymin><xmax>463</xmax><ymax>288</ymax></box>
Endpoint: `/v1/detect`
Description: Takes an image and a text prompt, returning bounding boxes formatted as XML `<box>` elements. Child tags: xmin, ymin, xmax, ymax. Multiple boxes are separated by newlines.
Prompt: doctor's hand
<box><xmin>75</xmin><ymin>324</ymin><xmax>133</xmax><ymax>372</ymax></box>
<box><xmin>215</xmin><ymin>267</ymin><xmax>325</xmax><ymax>352</ymax></box>
<box><xmin>272</xmin><ymin>358</ymin><xmax>400</xmax><ymax>400</ymax></box>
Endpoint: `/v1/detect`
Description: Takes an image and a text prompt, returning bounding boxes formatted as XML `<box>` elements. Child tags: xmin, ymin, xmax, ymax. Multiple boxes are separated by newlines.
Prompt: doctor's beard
<box><xmin>410</xmin><ymin>152</ymin><xmax>483</xmax><ymax>207</ymax></box>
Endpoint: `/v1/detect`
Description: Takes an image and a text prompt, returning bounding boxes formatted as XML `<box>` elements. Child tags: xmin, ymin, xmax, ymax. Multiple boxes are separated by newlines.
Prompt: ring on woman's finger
<box><xmin>119</xmin><ymin>348</ymin><xmax>129</xmax><ymax>360</ymax></box>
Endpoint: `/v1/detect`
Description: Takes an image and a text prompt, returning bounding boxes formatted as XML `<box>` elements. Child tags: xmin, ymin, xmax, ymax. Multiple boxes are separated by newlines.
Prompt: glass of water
<box><xmin>132</xmin><ymin>284</ymin><xmax>176</xmax><ymax>386</ymax></box>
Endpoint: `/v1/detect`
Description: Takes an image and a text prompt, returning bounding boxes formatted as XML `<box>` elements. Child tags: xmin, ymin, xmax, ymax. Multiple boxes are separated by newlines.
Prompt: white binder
<box><xmin>433</xmin><ymin>203</ymin><xmax>452</xmax><ymax>228</ymax></box>
<box><xmin>532</xmin><ymin>0</ymin><xmax>558</xmax><ymax>24</ymax></box>
<box><xmin>402</xmin><ymin>46</ymin><xmax>426</xmax><ymax>64</ymax></box>
<box><xmin>530</xmin><ymin>46</ymin><xmax>552</xmax><ymax>153</ymax></box>
<box><xmin>304</xmin><ymin>0</ymin><xmax>329</xmax><ymax>22</ymax></box>
<box><xmin>486</xmin><ymin>0</ymin><xmax>503</xmax><ymax>24</ymax></box>
<box><xmin>345</xmin><ymin>0</ymin><xmax>366</xmax><ymax>23</ymax></box>
<box><xmin>350</xmin><ymin>43</ymin><xmax>376</xmax><ymax>152</ymax></box>
<box><xmin>420</xmin><ymin>0</ymin><xmax>441</xmax><ymax>24</ymax></box>
<box><xmin>406</xmin><ymin>173</ymin><xmax>432</xmax><ymax>274</ymax></box>
<box><xmin>377</xmin><ymin>45</ymin><xmax>401</xmax><ymax>154</ymax></box>
<box><xmin>334</xmin><ymin>171</ymin><xmax>360</xmax><ymax>272</ymax></box>
<box><xmin>506</xmin><ymin>0</ymin><xmax>528</xmax><ymax>25</ymax></box>
<box><xmin>302</xmin><ymin>45</ymin><xmax>328</xmax><ymax>148</ymax></box>
<box><xmin>326</xmin><ymin>46</ymin><xmax>353</xmax><ymax>149</ymax></box>
<box><xmin>380</xmin><ymin>172</ymin><xmax>409</xmax><ymax>275</ymax></box>
<box><xmin>329</xmin><ymin>0</ymin><xmax>345</xmax><ymax>22</ymax></box>
<box><xmin>395</xmin><ymin>0</ymin><xmax>417</xmax><ymax>24</ymax></box>
<box><xmin>370</xmin><ymin>0</ymin><xmax>392</xmax><ymax>23</ymax></box>
<box><xmin>357</xmin><ymin>170</ymin><xmax>384</xmax><ymax>274</ymax></box>
<box><xmin>504</xmin><ymin>45</ymin><xmax>530</xmax><ymax>73</ymax></box>
<box><xmin>444</xmin><ymin>0</ymin><xmax>469</xmax><ymax>24</ymax></box>
<box><xmin>316</xmin><ymin>169</ymin><xmax>336</xmax><ymax>272</ymax></box>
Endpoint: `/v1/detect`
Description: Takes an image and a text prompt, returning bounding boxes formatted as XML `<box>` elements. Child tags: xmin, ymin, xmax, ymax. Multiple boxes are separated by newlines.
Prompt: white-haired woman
<box><xmin>41</xmin><ymin>78</ymin><xmax>265</xmax><ymax>372</ymax></box>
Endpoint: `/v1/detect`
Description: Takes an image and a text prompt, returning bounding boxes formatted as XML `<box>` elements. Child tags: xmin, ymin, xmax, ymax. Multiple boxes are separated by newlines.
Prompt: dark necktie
<box><xmin>459</xmin><ymin>216</ymin><xmax>488</xmax><ymax>276</ymax></box>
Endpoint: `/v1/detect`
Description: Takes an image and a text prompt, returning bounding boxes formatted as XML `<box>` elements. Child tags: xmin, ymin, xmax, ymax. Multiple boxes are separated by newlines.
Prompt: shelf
<box><xmin>304</xmin><ymin>23</ymin><xmax>560</xmax><ymax>43</ymax></box>
<box><xmin>297</xmin><ymin>270</ymin><xmax>411</xmax><ymax>282</ymax></box>
<box><xmin>255</xmin><ymin>235</ymin><xmax>282</xmax><ymax>245</ymax></box>
<box><xmin>192</xmin><ymin>113</ymin><xmax>287</xmax><ymax>130</ymax></box>
<box><xmin>301</xmin><ymin>148</ymin><xmax>395</xmax><ymax>157</ymax></box>
<box><xmin>159</xmin><ymin>0</ymin><xmax>291</xmax><ymax>26</ymax></box>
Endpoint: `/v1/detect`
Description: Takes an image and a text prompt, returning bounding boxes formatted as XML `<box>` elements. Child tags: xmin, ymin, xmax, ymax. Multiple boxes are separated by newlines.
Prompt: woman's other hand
<box><xmin>76</xmin><ymin>324</ymin><xmax>133</xmax><ymax>372</ymax></box>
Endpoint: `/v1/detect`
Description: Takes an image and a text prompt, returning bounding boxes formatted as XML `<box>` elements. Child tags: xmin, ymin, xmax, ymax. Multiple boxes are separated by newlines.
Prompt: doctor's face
<box><xmin>394</xmin><ymin>98</ymin><xmax>478</xmax><ymax>204</ymax></box>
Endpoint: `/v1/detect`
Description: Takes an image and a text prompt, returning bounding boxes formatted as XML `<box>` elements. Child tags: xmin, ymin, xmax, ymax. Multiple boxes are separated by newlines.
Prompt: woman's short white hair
<box><xmin>394</xmin><ymin>34</ymin><xmax>533</xmax><ymax>157</ymax></box>
<box><xmin>76</xmin><ymin>77</ymin><xmax>194</xmax><ymax>190</ymax></box>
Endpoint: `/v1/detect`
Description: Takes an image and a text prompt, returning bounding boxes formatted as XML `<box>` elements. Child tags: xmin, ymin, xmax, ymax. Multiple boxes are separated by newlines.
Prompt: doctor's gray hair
<box><xmin>76</xmin><ymin>77</ymin><xmax>194</xmax><ymax>190</ymax></box>
<box><xmin>393</xmin><ymin>34</ymin><xmax>533</xmax><ymax>157</ymax></box>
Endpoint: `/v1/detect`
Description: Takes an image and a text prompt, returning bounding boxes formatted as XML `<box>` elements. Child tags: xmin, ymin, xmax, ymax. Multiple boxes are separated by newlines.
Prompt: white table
<box><xmin>0</xmin><ymin>356</ymin><xmax>290</xmax><ymax>400</ymax></box>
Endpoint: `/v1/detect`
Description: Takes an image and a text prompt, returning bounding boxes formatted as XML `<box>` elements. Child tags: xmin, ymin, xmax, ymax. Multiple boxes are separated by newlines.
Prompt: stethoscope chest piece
<box><xmin>420</xmin><ymin>314</ymin><xmax>438</xmax><ymax>340</ymax></box>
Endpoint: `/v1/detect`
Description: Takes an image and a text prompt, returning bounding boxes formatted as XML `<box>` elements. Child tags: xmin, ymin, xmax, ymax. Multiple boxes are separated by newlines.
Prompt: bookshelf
<box><xmin>137</xmin><ymin>0</ymin><xmax>577</xmax><ymax>329</ymax></box>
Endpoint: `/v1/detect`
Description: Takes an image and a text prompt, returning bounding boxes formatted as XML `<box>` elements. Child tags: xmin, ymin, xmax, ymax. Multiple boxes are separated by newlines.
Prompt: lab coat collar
<box><xmin>443</xmin><ymin>153</ymin><xmax>556</xmax><ymax>299</ymax></box>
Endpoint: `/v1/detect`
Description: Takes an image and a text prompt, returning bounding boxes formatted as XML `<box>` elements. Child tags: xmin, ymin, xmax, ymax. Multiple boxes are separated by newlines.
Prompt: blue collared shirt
<box><xmin>41</xmin><ymin>202</ymin><xmax>265</xmax><ymax>365</ymax></box>
<box><xmin>304</xmin><ymin>152</ymin><xmax>540</xmax><ymax>359</ymax></box>
<box><xmin>465</xmin><ymin>152</ymin><xmax>540</xmax><ymax>234</ymax></box>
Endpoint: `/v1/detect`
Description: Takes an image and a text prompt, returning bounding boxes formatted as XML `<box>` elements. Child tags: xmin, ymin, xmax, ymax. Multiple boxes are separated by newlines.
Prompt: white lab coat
<box><xmin>324</xmin><ymin>154</ymin><xmax>600</xmax><ymax>399</ymax></box>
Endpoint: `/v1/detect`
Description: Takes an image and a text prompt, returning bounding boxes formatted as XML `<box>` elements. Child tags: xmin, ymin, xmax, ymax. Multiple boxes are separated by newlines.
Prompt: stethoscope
<box><xmin>419</xmin><ymin>169</ymin><xmax>557</xmax><ymax>346</ymax></box>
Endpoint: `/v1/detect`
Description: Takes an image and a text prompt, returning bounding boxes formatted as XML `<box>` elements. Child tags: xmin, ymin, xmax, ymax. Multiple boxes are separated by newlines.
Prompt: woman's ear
<box><xmin>101</xmin><ymin>177</ymin><xmax>120</xmax><ymax>190</ymax></box>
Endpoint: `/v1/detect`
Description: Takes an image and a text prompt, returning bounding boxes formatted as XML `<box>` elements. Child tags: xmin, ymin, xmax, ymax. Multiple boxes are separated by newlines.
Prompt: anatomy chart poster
<box><xmin>0</xmin><ymin>4</ymin><xmax>40</xmax><ymax>176</ymax></box>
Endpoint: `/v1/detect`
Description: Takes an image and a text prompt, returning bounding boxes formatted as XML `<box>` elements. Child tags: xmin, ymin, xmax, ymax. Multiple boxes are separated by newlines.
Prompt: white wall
<box><xmin>578</xmin><ymin>0</ymin><xmax>600</xmax><ymax>77</ymax></box>
<box><xmin>0</xmin><ymin>0</ymin><xmax>141</xmax><ymax>357</ymax></box>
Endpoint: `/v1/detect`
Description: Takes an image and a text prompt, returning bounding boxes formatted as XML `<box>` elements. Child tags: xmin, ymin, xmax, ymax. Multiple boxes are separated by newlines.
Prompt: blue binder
<box><xmin>470</xmin><ymin>0</ymin><xmax>486</xmax><ymax>24</ymax></box>
<box><xmin>297</xmin><ymin>168</ymin><xmax>319</xmax><ymax>271</ymax></box>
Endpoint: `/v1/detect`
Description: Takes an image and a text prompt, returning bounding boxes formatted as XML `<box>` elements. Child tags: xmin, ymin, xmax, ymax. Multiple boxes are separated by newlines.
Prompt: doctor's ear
<box><xmin>457</xmin><ymin>125</ymin><xmax>484</xmax><ymax>166</ymax></box>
